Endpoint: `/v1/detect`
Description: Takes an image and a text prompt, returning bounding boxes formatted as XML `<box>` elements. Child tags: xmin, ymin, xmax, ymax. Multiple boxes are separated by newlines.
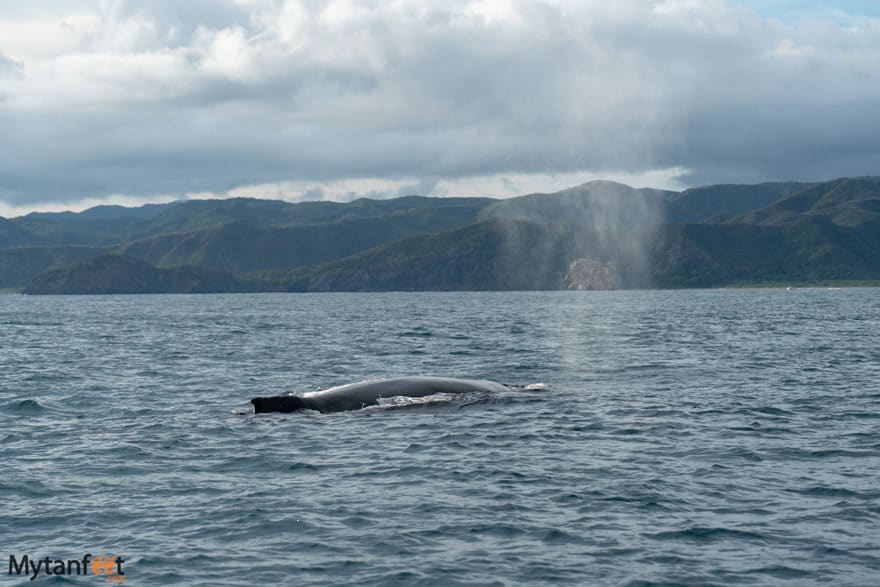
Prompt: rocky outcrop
<box><xmin>563</xmin><ymin>258</ymin><xmax>619</xmax><ymax>290</ymax></box>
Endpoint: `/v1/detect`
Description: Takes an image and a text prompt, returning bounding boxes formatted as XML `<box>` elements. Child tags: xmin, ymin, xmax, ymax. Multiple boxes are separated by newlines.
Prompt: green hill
<box><xmin>650</xmin><ymin>216</ymin><xmax>880</xmax><ymax>287</ymax></box>
<box><xmin>1</xmin><ymin>196</ymin><xmax>491</xmax><ymax>288</ymax></box>
<box><xmin>117</xmin><ymin>202</ymin><xmax>490</xmax><ymax>272</ymax></box>
<box><xmin>666</xmin><ymin>181</ymin><xmax>811</xmax><ymax>223</ymax></box>
<box><xmin>14</xmin><ymin>195</ymin><xmax>495</xmax><ymax>247</ymax></box>
<box><xmin>0</xmin><ymin>217</ymin><xmax>38</xmax><ymax>247</ymax></box>
<box><xmin>251</xmin><ymin>220</ymin><xmax>578</xmax><ymax>291</ymax></box>
<box><xmin>481</xmin><ymin>180</ymin><xmax>672</xmax><ymax>227</ymax></box>
<box><xmin>13</xmin><ymin>176</ymin><xmax>880</xmax><ymax>293</ymax></box>
<box><xmin>252</xmin><ymin>218</ymin><xmax>662</xmax><ymax>292</ymax></box>
<box><xmin>735</xmin><ymin>177</ymin><xmax>880</xmax><ymax>227</ymax></box>
<box><xmin>0</xmin><ymin>245</ymin><xmax>108</xmax><ymax>289</ymax></box>
<box><xmin>24</xmin><ymin>255</ymin><xmax>242</xmax><ymax>295</ymax></box>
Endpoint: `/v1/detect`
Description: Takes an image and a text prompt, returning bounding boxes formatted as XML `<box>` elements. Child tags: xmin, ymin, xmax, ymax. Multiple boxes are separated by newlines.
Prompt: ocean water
<box><xmin>1</xmin><ymin>289</ymin><xmax>879</xmax><ymax>586</ymax></box>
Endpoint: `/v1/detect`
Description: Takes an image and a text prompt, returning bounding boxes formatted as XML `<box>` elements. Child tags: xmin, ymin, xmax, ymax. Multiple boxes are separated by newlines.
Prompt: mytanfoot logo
<box><xmin>8</xmin><ymin>554</ymin><xmax>125</xmax><ymax>582</ymax></box>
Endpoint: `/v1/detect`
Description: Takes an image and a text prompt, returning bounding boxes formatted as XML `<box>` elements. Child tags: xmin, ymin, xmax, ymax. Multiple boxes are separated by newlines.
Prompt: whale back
<box><xmin>252</xmin><ymin>377</ymin><xmax>510</xmax><ymax>414</ymax></box>
<box><xmin>302</xmin><ymin>376</ymin><xmax>508</xmax><ymax>413</ymax></box>
<box><xmin>251</xmin><ymin>395</ymin><xmax>307</xmax><ymax>413</ymax></box>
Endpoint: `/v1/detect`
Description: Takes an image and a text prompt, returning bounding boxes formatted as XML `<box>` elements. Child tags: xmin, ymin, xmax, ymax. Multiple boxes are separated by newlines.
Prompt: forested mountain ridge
<box><xmin>7</xmin><ymin>177</ymin><xmax>879</xmax><ymax>293</ymax></box>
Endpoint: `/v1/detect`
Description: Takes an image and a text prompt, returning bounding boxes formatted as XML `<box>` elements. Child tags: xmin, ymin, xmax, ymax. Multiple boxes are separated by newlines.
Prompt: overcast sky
<box><xmin>1</xmin><ymin>0</ymin><xmax>879</xmax><ymax>215</ymax></box>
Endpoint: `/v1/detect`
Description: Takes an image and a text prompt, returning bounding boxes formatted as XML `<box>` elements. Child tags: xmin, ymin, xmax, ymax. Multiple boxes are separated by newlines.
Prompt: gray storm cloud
<box><xmin>1</xmin><ymin>0</ymin><xmax>880</xmax><ymax>206</ymax></box>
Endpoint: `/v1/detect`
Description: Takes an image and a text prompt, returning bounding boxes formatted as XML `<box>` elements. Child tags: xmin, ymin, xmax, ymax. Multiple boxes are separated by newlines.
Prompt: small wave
<box><xmin>541</xmin><ymin>528</ymin><xmax>584</xmax><ymax>544</ymax></box>
<box><xmin>809</xmin><ymin>448</ymin><xmax>875</xmax><ymax>458</ymax></box>
<box><xmin>744</xmin><ymin>565</ymin><xmax>813</xmax><ymax>579</ymax></box>
<box><xmin>23</xmin><ymin>372</ymin><xmax>68</xmax><ymax>382</ymax></box>
<box><xmin>341</xmin><ymin>515</ymin><xmax>375</xmax><ymax>529</ymax></box>
<box><xmin>649</xmin><ymin>526</ymin><xmax>767</xmax><ymax>543</ymax></box>
<box><xmin>0</xmin><ymin>479</ymin><xmax>65</xmax><ymax>498</ymax></box>
<box><xmin>398</xmin><ymin>328</ymin><xmax>433</xmax><ymax>338</ymax></box>
<box><xmin>726</xmin><ymin>448</ymin><xmax>764</xmax><ymax>461</ymax></box>
<box><xmin>464</xmin><ymin>523</ymin><xmax>526</xmax><ymax>538</ymax></box>
<box><xmin>845</xmin><ymin>412</ymin><xmax>880</xmax><ymax>420</ymax></box>
<box><xmin>789</xmin><ymin>485</ymin><xmax>867</xmax><ymax>499</ymax></box>
<box><xmin>287</xmin><ymin>461</ymin><xmax>319</xmax><ymax>472</ymax></box>
<box><xmin>523</xmin><ymin>382</ymin><xmax>548</xmax><ymax>391</ymax></box>
<box><xmin>751</xmin><ymin>406</ymin><xmax>795</xmax><ymax>416</ymax></box>
<box><xmin>610</xmin><ymin>428</ymin><xmax>643</xmax><ymax>436</ymax></box>
<box><xmin>2</xmin><ymin>398</ymin><xmax>47</xmax><ymax>414</ymax></box>
<box><xmin>29</xmin><ymin>575</ymin><xmax>81</xmax><ymax>584</ymax></box>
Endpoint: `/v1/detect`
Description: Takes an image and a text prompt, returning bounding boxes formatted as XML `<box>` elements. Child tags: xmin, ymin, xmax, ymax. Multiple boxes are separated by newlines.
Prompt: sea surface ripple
<box><xmin>1</xmin><ymin>289</ymin><xmax>879</xmax><ymax>586</ymax></box>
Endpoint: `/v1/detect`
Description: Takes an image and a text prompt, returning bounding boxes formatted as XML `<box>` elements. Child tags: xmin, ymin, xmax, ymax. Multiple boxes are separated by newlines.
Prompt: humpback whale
<box><xmin>251</xmin><ymin>376</ymin><xmax>509</xmax><ymax>414</ymax></box>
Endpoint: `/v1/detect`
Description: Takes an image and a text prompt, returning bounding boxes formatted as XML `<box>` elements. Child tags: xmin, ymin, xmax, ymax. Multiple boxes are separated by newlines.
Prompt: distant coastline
<box><xmin>10</xmin><ymin>282</ymin><xmax>880</xmax><ymax>296</ymax></box>
<box><xmin>4</xmin><ymin>176</ymin><xmax>879</xmax><ymax>295</ymax></box>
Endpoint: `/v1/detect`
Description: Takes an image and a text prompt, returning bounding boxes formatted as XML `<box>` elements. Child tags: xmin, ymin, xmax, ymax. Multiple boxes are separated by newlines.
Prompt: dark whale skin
<box><xmin>251</xmin><ymin>376</ymin><xmax>509</xmax><ymax>414</ymax></box>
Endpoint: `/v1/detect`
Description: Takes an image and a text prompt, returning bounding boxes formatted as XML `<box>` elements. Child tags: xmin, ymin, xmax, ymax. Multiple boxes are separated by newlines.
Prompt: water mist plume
<box><xmin>482</xmin><ymin>180</ymin><xmax>668</xmax><ymax>289</ymax></box>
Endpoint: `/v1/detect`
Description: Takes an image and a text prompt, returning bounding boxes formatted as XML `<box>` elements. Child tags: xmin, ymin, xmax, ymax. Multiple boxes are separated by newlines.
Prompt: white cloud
<box><xmin>1</xmin><ymin>0</ymin><xmax>879</xmax><ymax>212</ymax></box>
<box><xmin>223</xmin><ymin>167</ymin><xmax>688</xmax><ymax>203</ymax></box>
<box><xmin>0</xmin><ymin>13</ymin><xmax>101</xmax><ymax>63</ymax></box>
